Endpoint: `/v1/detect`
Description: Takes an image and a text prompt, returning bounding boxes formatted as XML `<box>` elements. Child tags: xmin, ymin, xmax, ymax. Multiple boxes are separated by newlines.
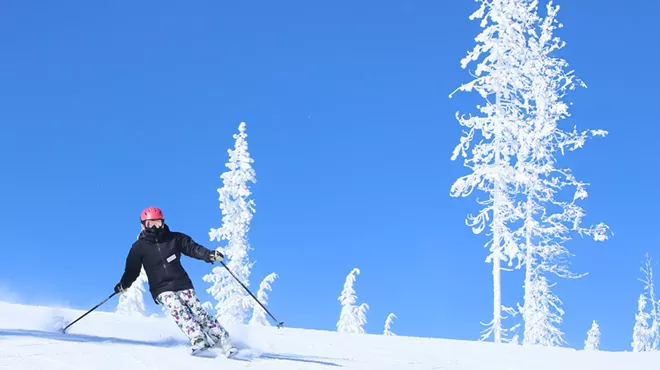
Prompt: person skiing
<box><xmin>114</xmin><ymin>206</ymin><xmax>237</xmax><ymax>357</ymax></box>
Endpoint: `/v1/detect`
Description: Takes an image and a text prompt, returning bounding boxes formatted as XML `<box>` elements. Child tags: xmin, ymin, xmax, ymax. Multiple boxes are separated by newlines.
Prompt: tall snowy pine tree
<box><xmin>452</xmin><ymin>0</ymin><xmax>610</xmax><ymax>345</ymax></box>
<box><xmin>512</xmin><ymin>0</ymin><xmax>610</xmax><ymax>347</ymax></box>
<box><xmin>203</xmin><ymin>121</ymin><xmax>257</xmax><ymax>325</ymax></box>
<box><xmin>450</xmin><ymin>0</ymin><xmax>538</xmax><ymax>343</ymax></box>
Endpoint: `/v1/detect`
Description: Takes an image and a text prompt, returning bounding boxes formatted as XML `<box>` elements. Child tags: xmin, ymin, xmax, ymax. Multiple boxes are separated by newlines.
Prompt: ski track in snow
<box><xmin>0</xmin><ymin>302</ymin><xmax>659</xmax><ymax>369</ymax></box>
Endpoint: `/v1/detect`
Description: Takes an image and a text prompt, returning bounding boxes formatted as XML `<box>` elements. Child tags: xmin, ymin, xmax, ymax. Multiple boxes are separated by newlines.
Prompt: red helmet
<box><xmin>140</xmin><ymin>206</ymin><xmax>164</xmax><ymax>221</ymax></box>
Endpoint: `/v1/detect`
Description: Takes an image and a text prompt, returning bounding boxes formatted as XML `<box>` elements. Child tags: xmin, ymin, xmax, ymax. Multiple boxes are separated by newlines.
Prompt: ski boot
<box><xmin>190</xmin><ymin>336</ymin><xmax>210</xmax><ymax>356</ymax></box>
<box><xmin>223</xmin><ymin>346</ymin><xmax>239</xmax><ymax>358</ymax></box>
<box><xmin>207</xmin><ymin>333</ymin><xmax>238</xmax><ymax>358</ymax></box>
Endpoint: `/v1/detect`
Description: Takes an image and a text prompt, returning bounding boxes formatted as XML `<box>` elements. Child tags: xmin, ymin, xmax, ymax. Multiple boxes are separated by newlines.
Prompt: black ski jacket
<box><xmin>116</xmin><ymin>224</ymin><xmax>218</xmax><ymax>303</ymax></box>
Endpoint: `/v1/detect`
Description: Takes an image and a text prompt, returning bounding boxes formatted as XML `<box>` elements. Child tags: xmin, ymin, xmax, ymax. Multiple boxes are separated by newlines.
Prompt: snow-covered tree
<box><xmin>641</xmin><ymin>253</ymin><xmax>659</xmax><ymax>350</ymax></box>
<box><xmin>249</xmin><ymin>273</ymin><xmax>278</xmax><ymax>326</ymax></box>
<box><xmin>203</xmin><ymin>121</ymin><xmax>257</xmax><ymax>325</ymax></box>
<box><xmin>632</xmin><ymin>253</ymin><xmax>659</xmax><ymax>352</ymax></box>
<box><xmin>451</xmin><ymin>0</ymin><xmax>610</xmax><ymax>346</ymax></box>
<box><xmin>383</xmin><ymin>313</ymin><xmax>396</xmax><ymax>336</ymax></box>
<box><xmin>337</xmin><ymin>268</ymin><xmax>369</xmax><ymax>334</ymax></box>
<box><xmin>517</xmin><ymin>0</ymin><xmax>609</xmax><ymax>339</ymax></box>
<box><xmin>632</xmin><ymin>294</ymin><xmax>652</xmax><ymax>352</ymax></box>
<box><xmin>584</xmin><ymin>320</ymin><xmax>600</xmax><ymax>350</ymax></box>
<box><xmin>116</xmin><ymin>233</ymin><xmax>149</xmax><ymax>316</ymax></box>
<box><xmin>449</xmin><ymin>0</ymin><xmax>540</xmax><ymax>344</ymax></box>
<box><xmin>518</xmin><ymin>273</ymin><xmax>566</xmax><ymax>346</ymax></box>
<box><xmin>116</xmin><ymin>267</ymin><xmax>148</xmax><ymax>316</ymax></box>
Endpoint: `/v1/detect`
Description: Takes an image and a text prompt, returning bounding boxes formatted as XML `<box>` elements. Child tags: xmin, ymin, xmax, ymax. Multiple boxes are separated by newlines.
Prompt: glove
<box><xmin>208</xmin><ymin>250</ymin><xmax>224</xmax><ymax>263</ymax></box>
<box><xmin>114</xmin><ymin>282</ymin><xmax>127</xmax><ymax>294</ymax></box>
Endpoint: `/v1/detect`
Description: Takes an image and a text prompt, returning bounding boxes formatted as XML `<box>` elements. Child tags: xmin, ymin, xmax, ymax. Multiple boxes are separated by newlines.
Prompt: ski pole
<box><xmin>219</xmin><ymin>261</ymin><xmax>284</xmax><ymax>328</ymax></box>
<box><xmin>61</xmin><ymin>292</ymin><xmax>117</xmax><ymax>333</ymax></box>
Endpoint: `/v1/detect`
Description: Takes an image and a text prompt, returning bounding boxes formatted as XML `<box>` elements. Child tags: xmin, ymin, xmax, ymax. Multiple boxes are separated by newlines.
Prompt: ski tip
<box><xmin>277</xmin><ymin>322</ymin><xmax>284</xmax><ymax>329</ymax></box>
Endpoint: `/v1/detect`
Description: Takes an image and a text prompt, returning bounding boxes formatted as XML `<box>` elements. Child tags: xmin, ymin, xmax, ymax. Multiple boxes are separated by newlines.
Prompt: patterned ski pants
<box><xmin>156</xmin><ymin>289</ymin><xmax>232</xmax><ymax>349</ymax></box>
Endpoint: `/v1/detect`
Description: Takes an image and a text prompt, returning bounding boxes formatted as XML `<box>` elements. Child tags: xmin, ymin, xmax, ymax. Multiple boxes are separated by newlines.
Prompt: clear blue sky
<box><xmin>0</xmin><ymin>0</ymin><xmax>658</xmax><ymax>352</ymax></box>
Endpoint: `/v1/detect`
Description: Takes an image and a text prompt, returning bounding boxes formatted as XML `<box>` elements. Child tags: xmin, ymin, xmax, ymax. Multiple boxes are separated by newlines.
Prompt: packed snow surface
<box><xmin>0</xmin><ymin>301</ymin><xmax>658</xmax><ymax>369</ymax></box>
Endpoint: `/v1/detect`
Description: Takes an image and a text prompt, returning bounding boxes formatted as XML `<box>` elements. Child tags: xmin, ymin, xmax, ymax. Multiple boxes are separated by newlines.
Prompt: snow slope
<box><xmin>0</xmin><ymin>301</ymin><xmax>657</xmax><ymax>370</ymax></box>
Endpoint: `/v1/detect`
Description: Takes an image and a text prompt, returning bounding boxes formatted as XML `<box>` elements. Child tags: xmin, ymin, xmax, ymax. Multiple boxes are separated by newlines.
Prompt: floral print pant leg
<box><xmin>157</xmin><ymin>289</ymin><xmax>233</xmax><ymax>350</ymax></box>
<box><xmin>156</xmin><ymin>290</ymin><xmax>206</xmax><ymax>346</ymax></box>
<box><xmin>177</xmin><ymin>289</ymin><xmax>233</xmax><ymax>350</ymax></box>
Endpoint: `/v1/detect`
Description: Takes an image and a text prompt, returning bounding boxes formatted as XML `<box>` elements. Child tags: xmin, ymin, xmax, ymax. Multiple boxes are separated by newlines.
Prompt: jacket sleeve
<box><xmin>118</xmin><ymin>244</ymin><xmax>142</xmax><ymax>289</ymax></box>
<box><xmin>178</xmin><ymin>233</ymin><xmax>215</xmax><ymax>262</ymax></box>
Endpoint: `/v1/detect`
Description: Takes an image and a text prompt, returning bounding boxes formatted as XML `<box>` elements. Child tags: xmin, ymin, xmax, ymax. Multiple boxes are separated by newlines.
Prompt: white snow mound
<box><xmin>0</xmin><ymin>301</ymin><xmax>657</xmax><ymax>369</ymax></box>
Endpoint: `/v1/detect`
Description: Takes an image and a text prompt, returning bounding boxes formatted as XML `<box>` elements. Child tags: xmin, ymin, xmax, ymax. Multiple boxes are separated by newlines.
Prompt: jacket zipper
<box><xmin>155</xmin><ymin>234</ymin><xmax>169</xmax><ymax>277</ymax></box>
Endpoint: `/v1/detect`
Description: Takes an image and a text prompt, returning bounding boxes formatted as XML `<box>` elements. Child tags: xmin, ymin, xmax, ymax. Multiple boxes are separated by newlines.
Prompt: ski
<box><xmin>189</xmin><ymin>345</ymin><xmax>242</xmax><ymax>360</ymax></box>
<box><xmin>190</xmin><ymin>346</ymin><xmax>216</xmax><ymax>358</ymax></box>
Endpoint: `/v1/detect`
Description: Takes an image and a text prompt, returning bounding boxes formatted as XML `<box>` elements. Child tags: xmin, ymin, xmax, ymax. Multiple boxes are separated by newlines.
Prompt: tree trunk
<box><xmin>491</xmin><ymin>92</ymin><xmax>504</xmax><ymax>344</ymax></box>
<box><xmin>492</xmin><ymin>247</ymin><xmax>502</xmax><ymax>343</ymax></box>
<box><xmin>522</xmin><ymin>210</ymin><xmax>534</xmax><ymax>344</ymax></box>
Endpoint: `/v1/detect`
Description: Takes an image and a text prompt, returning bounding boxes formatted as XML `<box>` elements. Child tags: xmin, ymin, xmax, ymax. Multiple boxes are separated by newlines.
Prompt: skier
<box><xmin>114</xmin><ymin>206</ymin><xmax>238</xmax><ymax>357</ymax></box>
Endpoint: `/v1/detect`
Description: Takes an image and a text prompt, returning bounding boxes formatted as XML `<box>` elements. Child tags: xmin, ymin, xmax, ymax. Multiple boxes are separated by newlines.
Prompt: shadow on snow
<box><xmin>0</xmin><ymin>328</ymin><xmax>186</xmax><ymax>347</ymax></box>
<box><xmin>0</xmin><ymin>328</ymin><xmax>344</xmax><ymax>367</ymax></box>
<box><xmin>259</xmin><ymin>352</ymin><xmax>343</xmax><ymax>367</ymax></box>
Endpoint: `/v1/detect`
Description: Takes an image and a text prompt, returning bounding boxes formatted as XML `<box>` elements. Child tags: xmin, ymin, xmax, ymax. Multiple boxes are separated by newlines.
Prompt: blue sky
<box><xmin>0</xmin><ymin>0</ymin><xmax>658</xmax><ymax>352</ymax></box>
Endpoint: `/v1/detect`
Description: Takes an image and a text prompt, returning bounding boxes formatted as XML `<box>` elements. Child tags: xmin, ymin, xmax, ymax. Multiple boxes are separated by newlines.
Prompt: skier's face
<box><xmin>142</xmin><ymin>219</ymin><xmax>163</xmax><ymax>229</ymax></box>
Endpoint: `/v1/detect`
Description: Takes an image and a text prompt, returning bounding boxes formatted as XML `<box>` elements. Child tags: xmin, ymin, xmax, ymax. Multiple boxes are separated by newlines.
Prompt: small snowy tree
<box><xmin>116</xmin><ymin>267</ymin><xmax>148</xmax><ymax>316</ymax></box>
<box><xmin>519</xmin><ymin>273</ymin><xmax>566</xmax><ymax>346</ymax></box>
<box><xmin>203</xmin><ymin>121</ymin><xmax>257</xmax><ymax>325</ymax></box>
<box><xmin>640</xmin><ymin>253</ymin><xmax>659</xmax><ymax>350</ymax></box>
<box><xmin>116</xmin><ymin>233</ymin><xmax>149</xmax><ymax>316</ymax></box>
<box><xmin>584</xmin><ymin>320</ymin><xmax>600</xmax><ymax>350</ymax></box>
<box><xmin>249</xmin><ymin>273</ymin><xmax>278</xmax><ymax>326</ymax></box>
<box><xmin>383</xmin><ymin>313</ymin><xmax>396</xmax><ymax>336</ymax></box>
<box><xmin>337</xmin><ymin>268</ymin><xmax>369</xmax><ymax>334</ymax></box>
<box><xmin>632</xmin><ymin>253</ymin><xmax>659</xmax><ymax>352</ymax></box>
<box><xmin>632</xmin><ymin>294</ymin><xmax>652</xmax><ymax>352</ymax></box>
